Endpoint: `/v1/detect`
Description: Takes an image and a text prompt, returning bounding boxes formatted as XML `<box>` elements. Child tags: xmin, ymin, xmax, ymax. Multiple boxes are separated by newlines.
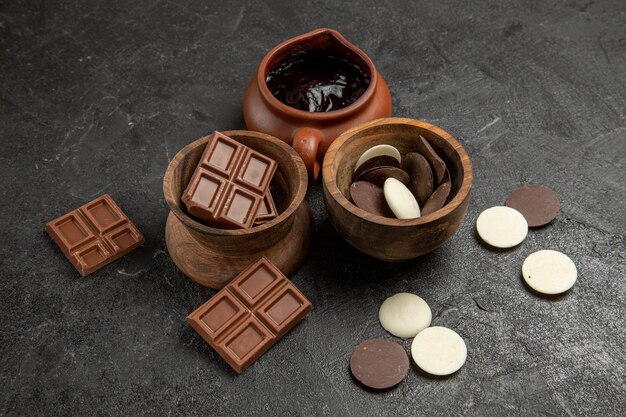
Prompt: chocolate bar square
<box><xmin>253</xmin><ymin>190</ymin><xmax>278</xmax><ymax>226</ymax></box>
<box><xmin>45</xmin><ymin>194</ymin><xmax>144</xmax><ymax>276</ymax></box>
<box><xmin>182</xmin><ymin>132</ymin><xmax>277</xmax><ymax>229</ymax></box>
<box><xmin>186</xmin><ymin>257</ymin><xmax>312</xmax><ymax>374</ymax></box>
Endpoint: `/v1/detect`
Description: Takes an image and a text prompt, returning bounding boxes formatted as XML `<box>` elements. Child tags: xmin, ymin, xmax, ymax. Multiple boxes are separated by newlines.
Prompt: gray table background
<box><xmin>1</xmin><ymin>0</ymin><xmax>625</xmax><ymax>415</ymax></box>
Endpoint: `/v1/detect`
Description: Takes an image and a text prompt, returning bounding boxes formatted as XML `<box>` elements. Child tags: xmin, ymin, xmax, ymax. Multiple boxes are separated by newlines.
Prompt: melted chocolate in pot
<box><xmin>265</xmin><ymin>52</ymin><xmax>370</xmax><ymax>112</ymax></box>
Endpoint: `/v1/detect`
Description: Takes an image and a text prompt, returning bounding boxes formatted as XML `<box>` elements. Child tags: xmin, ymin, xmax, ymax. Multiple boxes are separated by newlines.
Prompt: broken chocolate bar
<box><xmin>182</xmin><ymin>132</ymin><xmax>277</xmax><ymax>229</ymax></box>
<box><xmin>45</xmin><ymin>194</ymin><xmax>144</xmax><ymax>276</ymax></box>
<box><xmin>253</xmin><ymin>190</ymin><xmax>278</xmax><ymax>226</ymax></box>
<box><xmin>186</xmin><ymin>257</ymin><xmax>312</xmax><ymax>374</ymax></box>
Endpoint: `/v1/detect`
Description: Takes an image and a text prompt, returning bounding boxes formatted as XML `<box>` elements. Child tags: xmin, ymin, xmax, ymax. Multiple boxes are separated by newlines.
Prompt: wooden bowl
<box><xmin>163</xmin><ymin>130</ymin><xmax>312</xmax><ymax>289</ymax></box>
<box><xmin>322</xmin><ymin>118</ymin><xmax>473</xmax><ymax>261</ymax></box>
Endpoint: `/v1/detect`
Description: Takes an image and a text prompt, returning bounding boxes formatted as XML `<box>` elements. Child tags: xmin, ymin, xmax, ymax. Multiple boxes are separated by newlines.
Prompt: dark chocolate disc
<box><xmin>416</xmin><ymin>135</ymin><xmax>446</xmax><ymax>185</ymax></box>
<box><xmin>402</xmin><ymin>152</ymin><xmax>433</xmax><ymax>205</ymax></box>
<box><xmin>353</xmin><ymin>155</ymin><xmax>400</xmax><ymax>182</ymax></box>
<box><xmin>350</xmin><ymin>181</ymin><xmax>394</xmax><ymax>217</ymax></box>
<box><xmin>350</xmin><ymin>339</ymin><xmax>409</xmax><ymax>390</ymax></box>
<box><xmin>421</xmin><ymin>169</ymin><xmax>451</xmax><ymax>215</ymax></box>
<box><xmin>505</xmin><ymin>184</ymin><xmax>560</xmax><ymax>227</ymax></box>
<box><xmin>358</xmin><ymin>167</ymin><xmax>410</xmax><ymax>188</ymax></box>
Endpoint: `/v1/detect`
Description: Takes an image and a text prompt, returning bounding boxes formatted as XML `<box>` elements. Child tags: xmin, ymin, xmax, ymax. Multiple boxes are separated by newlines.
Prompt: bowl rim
<box><xmin>163</xmin><ymin>130</ymin><xmax>308</xmax><ymax>236</ymax></box>
<box><xmin>257</xmin><ymin>28</ymin><xmax>379</xmax><ymax>120</ymax></box>
<box><xmin>322</xmin><ymin>117</ymin><xmax>473</xmax><ymax>227</ymax></box>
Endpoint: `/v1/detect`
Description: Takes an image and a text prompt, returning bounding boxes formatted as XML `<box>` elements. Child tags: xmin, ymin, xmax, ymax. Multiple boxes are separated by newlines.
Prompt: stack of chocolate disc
<box><xmin>349</xmin><ymin>136</ymin><xmax>452</xmax><ymax>219</ymax></box>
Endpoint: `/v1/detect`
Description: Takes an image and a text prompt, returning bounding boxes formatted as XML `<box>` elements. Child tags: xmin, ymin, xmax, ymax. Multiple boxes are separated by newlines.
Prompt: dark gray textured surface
<box><xmin>1</xmin><ymin>0</ymin><xmax>625</xmax><ymax>415</ymax></box>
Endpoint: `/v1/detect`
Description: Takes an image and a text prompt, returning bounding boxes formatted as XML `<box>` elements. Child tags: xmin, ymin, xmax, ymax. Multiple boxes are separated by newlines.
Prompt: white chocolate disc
<box><xmin>383</xmin><ymin>178</ymin><xmax>421</xmax><ymax>219</ymax></box>
<box><xmin>522</xmin><ymin>250</ymin><xmax>577</xmax><ymax>294</ymax></box>
<box><xmin>476</xmin><ymin>206</ymin><xmax>528</xmax><ymax>248</ymax></box>
<box><xmin>354</xmin><ymin>144</ymin><xmax>401</xmax><ymax>171</ymax></box>
<box><xmin>379</xmin><ymin>293</ymin><xmax>432</xmax><ymax>338</ymax></box>
<box><xmin>411</xmin><ymin>326</ymin><xmax>467</xmax><ymax>376</ymax></box>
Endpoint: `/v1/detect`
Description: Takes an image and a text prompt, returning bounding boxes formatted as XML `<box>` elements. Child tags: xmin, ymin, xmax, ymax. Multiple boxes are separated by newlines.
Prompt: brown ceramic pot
<box><xmin>243</xmin><ymin>28</ymin><xmax>392</xmax><ymax>181</ymax></box>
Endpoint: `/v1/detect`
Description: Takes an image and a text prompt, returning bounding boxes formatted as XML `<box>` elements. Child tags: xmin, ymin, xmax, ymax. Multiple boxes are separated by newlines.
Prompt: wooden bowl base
<box><xmin>165</xmin><ymin>202</ymin><xmax>313</xmax><ymax>289</ymax></box>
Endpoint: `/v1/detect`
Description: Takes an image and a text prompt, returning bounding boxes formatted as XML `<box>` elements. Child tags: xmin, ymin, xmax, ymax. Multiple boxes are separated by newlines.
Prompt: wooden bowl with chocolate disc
<box><xmin>322</xmin><ymin>118</ymin><xmax>472</xmax><ymax>261</ymax></box>
<box><xmin>163</xmin><ymin>131</ymin><xmax>312</xmax><ymax>289</ymax></box>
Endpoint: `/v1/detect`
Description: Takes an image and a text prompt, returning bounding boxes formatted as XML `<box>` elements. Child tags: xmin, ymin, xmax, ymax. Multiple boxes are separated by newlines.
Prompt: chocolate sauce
<box><xmin>265</xmin><ymin>52</ymin><xmax>370</xmax><ymax>112</ymax></box>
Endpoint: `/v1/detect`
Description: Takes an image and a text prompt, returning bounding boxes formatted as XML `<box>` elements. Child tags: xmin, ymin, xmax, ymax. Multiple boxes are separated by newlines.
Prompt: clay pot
<box><xmin>243</xmin><ymin>28</ymin><xmax>392</xmax><ymax>181</ymax></box>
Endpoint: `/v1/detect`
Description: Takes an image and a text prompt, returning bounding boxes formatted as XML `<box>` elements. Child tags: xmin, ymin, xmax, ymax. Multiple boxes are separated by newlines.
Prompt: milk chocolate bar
<box><xmin>45</xmin><ymin>194</ymin><xmax>144</xmax><ymax>276</ymax></box>
<box><xmin>186</xmin><ymin>257</ymin><xmax>312</xmax><ymax>374</ymax></box>
<box><xmin>254</xmin><ymin>190</ymin><xmax>277</xmax><ymax>226</ymax></box>
<box><xmin>182</xmin><ymin>132</ymin><xmax>277</xmax><ymax>229</ymax></box>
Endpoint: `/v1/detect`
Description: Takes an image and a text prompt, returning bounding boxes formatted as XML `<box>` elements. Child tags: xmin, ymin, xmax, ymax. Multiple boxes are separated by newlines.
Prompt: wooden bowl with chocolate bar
<box><xmin>322</xmin><ymin>118</ymin><xmax>472</xmax><ymax>261</ymax></box>
<box><xmin>163</xmin><ymin>130</ymin><xmax>312</xmax><ymax>289</ymax></box>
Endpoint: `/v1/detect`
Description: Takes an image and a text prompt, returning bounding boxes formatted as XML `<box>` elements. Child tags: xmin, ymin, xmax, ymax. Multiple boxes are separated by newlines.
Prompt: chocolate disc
<box><xmin>379</xmin><ymin>293</ymin><xmax>432</xmax><ymax>338</ymax></box>
<box><xmin>354</xmin><ymin>144</ymin><xmax>401</xmax><ymax>171</ymax></box>
<box><xmin>421</xmin><ymin>169</ymin><xmax>451</xmax><ymax>215</ymax></box>
<box><xmin>410</xmin><ymin>327</ymin><xmax>467</xmax><ymax>376</ymax></box>
<box><xmin>402</xmin><ymin>152</ymin><xmax>433</xmax><ymax>205</ymax></box>
<box><xmin>350</xmin><ymin>181</ymin><xmax>394</xmax><ymax>217</ymax></box>
<box><xmin>384</xmin><ymin>178</ymin><xmax>421</xmax><ymax>219</ymax></box>
<box><xmin>505</xmin><ymin>184</ymin><xmax>560</xmax><ymax>227</ymax></box>
<box><xmin>353</xmin><ymin>155</ymin><xmax>400</xmax><ymax>182</ymax></box>
<box><xmin>358</xmin><ymin>166</ymin><xmax>410</xmax><ymax>188</ymax></box>
<box><xmin>350</xmin><ymin>339</ymin><xmax>409</xmax><ymax>389</ymax></box>
<box><xmin>476</xmin><ymin>206</ymin><xmax>528</xmax><ymax>248</ymax></box>
<box><xmin>416</xmin><ymin>135</ymin><xmax>447</xmax><ymax>185</ymax></box>
<box><xmin>522</xmin><ymin>250</ymin><xmax>577</xmax><ymax>295</ymax></box>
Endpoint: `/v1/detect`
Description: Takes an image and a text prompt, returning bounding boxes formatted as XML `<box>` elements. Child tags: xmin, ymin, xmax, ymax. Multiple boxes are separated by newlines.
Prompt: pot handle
<box><xmin>292</xmin><ymin>127</ymin><xmax>324</xmax><ymax>181</ymax></box>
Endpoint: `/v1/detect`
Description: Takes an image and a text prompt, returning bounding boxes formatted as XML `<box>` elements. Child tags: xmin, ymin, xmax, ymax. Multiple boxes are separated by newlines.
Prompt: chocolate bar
<box><xmin>186</xmin><ymin>257</ymin><xmax>312</xmax><ymax>374</ymax></box>
<box><xmin>182</xmin><ymin>132</ymin><xmax>277</xmax><ymax>229</ymax></box>
<box><xmin>45</xmin><ymin>194</ymin><xmax>144</xmax><ymax>276</ymax></box>
<box><xmin>253</xmin><ymin>190</ymin><xmax>277</xmax><ymax>226</ymax></box>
